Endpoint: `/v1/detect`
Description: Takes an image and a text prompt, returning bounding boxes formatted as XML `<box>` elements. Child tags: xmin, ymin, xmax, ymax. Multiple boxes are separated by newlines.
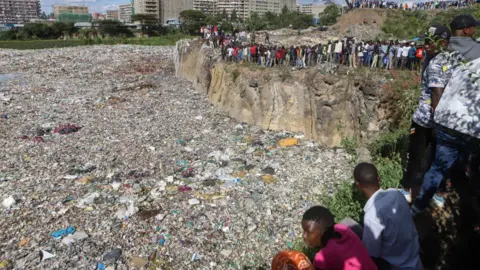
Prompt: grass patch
<box><xmin>341</xmin><ymin>136</ymin><xmax>359</xmax><ymax>163</ymax></box>
<box><xmin>0</xmin><ymin>34</ymin><xmax>193</xmax><ymax>50</ymax></box>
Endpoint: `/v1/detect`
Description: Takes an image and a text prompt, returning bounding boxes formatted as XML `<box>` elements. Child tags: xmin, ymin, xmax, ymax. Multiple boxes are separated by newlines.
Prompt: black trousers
<box><xmin>401</xmin><ymin>121</ymin><xmax>436</xmax><ymax>189</ymax></box>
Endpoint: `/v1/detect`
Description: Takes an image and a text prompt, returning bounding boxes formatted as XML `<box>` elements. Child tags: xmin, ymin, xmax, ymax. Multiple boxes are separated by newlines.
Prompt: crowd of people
<box><xmin>353</xmin><ymin>0</ymin><xmax>479</xmax><ymax>10</ymax></box>
<box><xmin>220</xmin><ymin>39</ymin><xmax>426</xmax><ymax>71</ymax></box>
<box><xmin>270</xmin><ymin>14</ymin><xmax>480</xmax><ymax>270</ymax></box>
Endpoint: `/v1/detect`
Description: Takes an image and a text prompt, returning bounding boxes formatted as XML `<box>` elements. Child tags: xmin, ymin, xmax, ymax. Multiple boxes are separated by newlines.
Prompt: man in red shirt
<box><xmin>250</xmin><ymin>45</ymin><xmax>257</xmax><ymax>63</ymax></box>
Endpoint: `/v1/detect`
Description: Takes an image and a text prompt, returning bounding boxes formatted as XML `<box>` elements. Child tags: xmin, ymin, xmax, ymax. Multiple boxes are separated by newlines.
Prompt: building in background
<box><xmin>118</xmin><ymin>4</ymin><xmax>133</xmax><ymax>23</ymax></box>
<box><xmin>0</xmin><ymin>0</ymin><xmax>40</xmax><ymax>24</ymax></box>
<box><xmin>193</xmin><ymin>0</ymin><xmax>216</xmax><ymax>16</ymax></box>
<box><xmin>134</xmin><ymin>0</ymin><xmax>162</xmax><ymax>22</ymax></box>
<box><xmin>106</xmin><ymin>10</ymin><xmax>119</xmax><ymax>20</ymax></box>
<box><xmin>162</xmin><ymin>0</ymin><xmax>193</xmax><ymax>24</ymax></box>
<box><xmin>53</xmin><ymin>5</ymin><xmax>88</xmax><ymax>16</ymax></box>
<box><xmin>299</xmin><ymin>3</ymin><xmax>327</xmax><ymax>19</ymax></box>
<box><xmin>215</xmin><ymin>0</ymin><xmax>296</xmax><ymax>21</ymax></box>
<box><xmin>92</xmin><ymin>12</ymin><xmax>105</xmax><ymax>20</ymax></box>
<box><xmin>53</xmin><ymin>5</ymin><xmax>91</xmax><ymax>23</ymax></box>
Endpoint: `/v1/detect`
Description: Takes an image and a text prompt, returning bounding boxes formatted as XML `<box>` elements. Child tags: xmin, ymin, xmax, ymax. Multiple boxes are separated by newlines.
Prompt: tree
<box><xmin>132</xmin><ymin>14</ymin><xmax>160</xmax><ymax>36</ymax></box>
<box><xmin>230</xmin><ymin>9</ymin><xmax>237</xmax><ymax>22</ymax></box>
<box><xmin>319</xmin><ymin>4</ymin><xmax>341</xmax><ymax>26</ymax></box>
<box><xmin>40</xmin><ymin>12</ymin><xmax>48</xmax><ymax>20</ymax></box>
<box><xmin>222</xmin><ymin>8</ymin><xmax>227</xmax><ymax>21</ymax></box>
<box><xmin>98</xmin><ymin>20</ymin><xmax>133</xmax><ymax>38</ymax></box>
<box><xmin>282</xmin><ymin>4</ymin><xmax>289</xmax><ymax>15</ymax></box>
<box><xmin>245</xmin><ymin>12</ymin><xmax>266</xmax><ymax>31</ymax></box>
<box><xmin>291</xmin><ymin>13</ymin><xmax>313</xmax><ymax>29</ymax></box>
<box><xmin>179</xmin><ymin>10</ymin><xmax>206</xmax><ymax>35</ymax></box>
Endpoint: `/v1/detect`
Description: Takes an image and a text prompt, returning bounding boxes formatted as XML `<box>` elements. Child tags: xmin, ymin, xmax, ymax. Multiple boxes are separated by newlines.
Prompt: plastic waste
<box><xmin>159</xmin><ymin>238</ymin><xmax>166</xmax><ymax>246</ymax></box>
<box><xmin>53</xmin><ymin>124</ymin><xmax>81</xmax><ymax>134</ymax></box>
<box><xmin>178</xmin><ymin>185</ymin><xmax>192</xmax><ymax>192</ymax></box>
<box><xmin>77</xmin><ymin>192</ymin><xmax>100</xmax><ymax>208</ymax></box>
<box><xmin>188</xmin><ymin>198</ymin><xmax>200</xmax><ymax>205</ymax></box>
<box><xmin>2</xmin><ymin>196</ymin><xmax>15</xmax><ymax>208</ymax></box>
<box><xmin>103</xmin><ymin>248</ymin><xmax>122</xmax><ymax>263</ymax></box>
<box><xmin>130</xmin><ymin>257</ymin><xmax>148</xmax><ymax>269</ymax></box>
<box><xmin>40</xmin><ymin>250</ymin><xmax>56</xmax><ymax>261</ymax></box>
<box><xmin>278</xmin><ymin>138</ymin><xmax>298</xmax><ymax>147</ymax></box>
<box><xmin>51</xmin><ymin>226</ymin><xmax>75</xmax><ymax>239</ymax></box>
<box><xmin>222</xmin><ymin>178</ymin><xmax>241</xmax><ymax>188</ymax></box>
<box><xmin>191</xmin><ymin>253</ymin><xmax>200</xmax><ymax>261</ymax></box>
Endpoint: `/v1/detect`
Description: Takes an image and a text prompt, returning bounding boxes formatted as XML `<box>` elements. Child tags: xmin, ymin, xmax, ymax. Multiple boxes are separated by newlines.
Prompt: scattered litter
<box><xmin>40</xmin><ymin>250</ymin><xmax>56</xmax><ymax>261</ymax></box>
<box><xmin>130</xmin><ymin>256</ymin><xmax>148</xmax><ymax>269</ymax></box>
<box><xmin>51</xmin><ymin>226</ymin><xmax>75</xmax><ymax>239</ymax></box>
<box><xmin>74</xmin><ymin>175</ymin><xmax>94</xmax><ymax>185</ymax></box>
<box><xmin>18</xmin><ymin>238</ymin><xmax>29</xmax><ymax>247</ymax></box>
<box><xmin>191</xmin><ymin>253</ymin><xmax>200</xmax><ymax>261</ymax></box>
<box><xmin>188</xmin><ymin>198</ymin><xmax>200</xmax><ymax>205</ymax></box>
<box><xmin>77</xmin><ymin>192</ymin><xmax>100</xmax><ymax>208</ymax></box>
<box><xmin>103</xmin><ymin>248</ymin><xmax>122</xmax><ymax>263</ymax></box>
<box><xmin>111</xmin><ymin>182</ymin><xmax>121</xmax><ymax>190</ymax></box>
<box><xmin>0</xmin><ymin>46</ymin><xmax>352</xmax><ymax>269</ymax></box>
<box><xmin>220</xmin><ymin>249</ymin><xmax>232</xmax><ymax>257</ymax></box>
<box><xmin>278</xmin><ymin>138</ymin><xmax>298</xmax><ymax>147</ymax></box>
<box><xmin>0</xmin><ymin>260</ymin><xmax>10</xmax><ymax>268</ymax></box>
<box><xmin>155</xmin><ymin>213</ymin><xmax>166</xmax><ymax>221</ymax></box>
<box><xmin>260</xmin><ymin>174</ymin><xmax>275</xmax><ymax>184</ymax></box>
<box><xmin>2</xmin><ymin>196</ymin><xmax>15</xmax><ymax>208</ymax></box>
<box><xmin>53</xmin><ymin>124</ymin><xmax>81</xmax><ymax>135</ymax></box>
<box><xmin>178</xmin><ymin>185</ymin><xmax>192</xmax><ymax>192</ymax></box>
<box><xmin>261</xmin><ymin>166</ymin><xmax>275</xmax><ymax>175</ymax></box>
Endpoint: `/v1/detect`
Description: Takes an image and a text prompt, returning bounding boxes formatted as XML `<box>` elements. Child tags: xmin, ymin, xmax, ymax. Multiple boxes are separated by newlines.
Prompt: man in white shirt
<box><xmin>227</xmin><ymin>46</ymin><xmax>234</xmax><ymax>62</ymax></box>
<box><xmin>401</xmin><ymin>42</ymin><xmax>411</xmax><ymax>69</ymax></box>
<box><xmin>396</xmin><ymin>42</ymin><xmax>403</xmax><ymax>68</ymax></box>
<box><xmin>334</xmin><ymin>40</ymin><xmax>343</xmax><ymax>63</ymax></box>
<box><xmin>354</xmin><ymin>163</ymin><xmax>423</xmax><ymax>270</ymax></box>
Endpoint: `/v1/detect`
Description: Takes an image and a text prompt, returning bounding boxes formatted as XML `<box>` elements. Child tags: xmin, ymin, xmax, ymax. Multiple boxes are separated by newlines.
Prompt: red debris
<box><xmin>178</xmin><ymin>186</ymin><xmax>192</xmax><ymax>192</ymax></box>
<box><xmin>53</xmin><ymin>124</ymin><xmax>81</xmax><ymax>135</ymax></box>
<box><xmin>32</xmin><ymin>136</ymin><xmax>44</xmax><ymax>143</ymax></box>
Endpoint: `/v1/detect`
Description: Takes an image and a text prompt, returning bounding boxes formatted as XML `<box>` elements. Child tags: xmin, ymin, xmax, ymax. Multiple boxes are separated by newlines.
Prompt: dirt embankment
<box><xmin>336</xmin><ymin>8</ymin><xmax>389</xmax><ymax>35</ymax></box>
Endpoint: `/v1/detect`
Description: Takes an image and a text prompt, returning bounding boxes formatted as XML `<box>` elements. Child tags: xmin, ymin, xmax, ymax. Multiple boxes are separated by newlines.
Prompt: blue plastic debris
<box><xmin>159</xmin><ymin>238</ymin><xmax>166</xmax><ymax>246</ymax></box>
<box><xmin>50</xmin><ymin>226</ymin><xmax>75</xmax><ymax>239</ymax></box>
<box><xmin>97</xmin><ymin>263</ymin><xmax>105</xmax><ymax>270</ymax></box>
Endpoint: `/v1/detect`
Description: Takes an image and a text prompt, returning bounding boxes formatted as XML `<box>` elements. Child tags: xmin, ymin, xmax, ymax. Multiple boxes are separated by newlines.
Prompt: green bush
<box><xmin>381</xmin><ymin>5</ymin><xmax>480</xmax><ymax>39</ymax></box>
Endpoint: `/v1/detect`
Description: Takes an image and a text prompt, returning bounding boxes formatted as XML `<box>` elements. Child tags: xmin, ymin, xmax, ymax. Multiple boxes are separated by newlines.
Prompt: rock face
<box><xmin>175</xmin><ymin>40</ymin><xmax>385</xmax><ymax>147</ymax></box>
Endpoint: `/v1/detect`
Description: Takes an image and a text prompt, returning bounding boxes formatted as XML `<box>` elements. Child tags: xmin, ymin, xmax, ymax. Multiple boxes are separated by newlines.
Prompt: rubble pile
<box><xmin>0</xmin><ymin>45</ymin><xmax>351</xmax><ymax>269</ymax></box>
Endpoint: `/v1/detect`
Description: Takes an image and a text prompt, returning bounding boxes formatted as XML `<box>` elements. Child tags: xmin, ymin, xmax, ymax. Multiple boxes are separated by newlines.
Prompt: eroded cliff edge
<box><xmin>175</xmin><ymin>39</ymin><xmax>388</xmax><ymax>147</ymax></box>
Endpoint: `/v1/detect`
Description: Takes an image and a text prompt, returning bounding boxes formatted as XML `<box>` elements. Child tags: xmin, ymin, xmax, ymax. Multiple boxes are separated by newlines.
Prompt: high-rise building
<box><xmin>160</xmin><ymin>0</ymin><xmax>296</xmax><ymax>24</ymax></box>
<box><xmin>193</xmin><ymin>0</ymin><xmax>216</xmax><ymax>16</ymax></box>
<box><xmin>162</xmin><ymin>0</ymin><xmax>193</xmax><ymax>24</ymax></box>
<box><xmin>215</xmin><ymin>0</ymin><xmax>296</xmax><ymax>21</ymax></box>
<box><xmin>106</xmin><ymin>10</ymin><xmax>119</xmax><ymax>20</ymax></box>
<box><xmin>134</xmin><ymin>0</ymin><xmax>162</xmax><ymax>21</ymax></box>
<box><xmin>53</xmin><ymin>5</ymin><xmax>91</xmax><ymax>23</ymax></box>
<box><xmin>0</xmin><ymin>0</ymin><xmax>40</xmax><ymax>24</ymax></box>
<box><xmin>119</xmin><ymin>4</ymin><xmax>133</xmax><ymax>23</ymax></box>
<box><xmin>53</xmin><ymin>5</ymin><xmax>88</xmax><ymax>17</ymax></box>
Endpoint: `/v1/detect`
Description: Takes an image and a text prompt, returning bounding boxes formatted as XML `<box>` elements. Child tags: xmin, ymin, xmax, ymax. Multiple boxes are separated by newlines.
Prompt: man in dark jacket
<box><xmin>448</xmin><ymin>14</ymin><xmax>480</xmax><ymax>60</ymax></box>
